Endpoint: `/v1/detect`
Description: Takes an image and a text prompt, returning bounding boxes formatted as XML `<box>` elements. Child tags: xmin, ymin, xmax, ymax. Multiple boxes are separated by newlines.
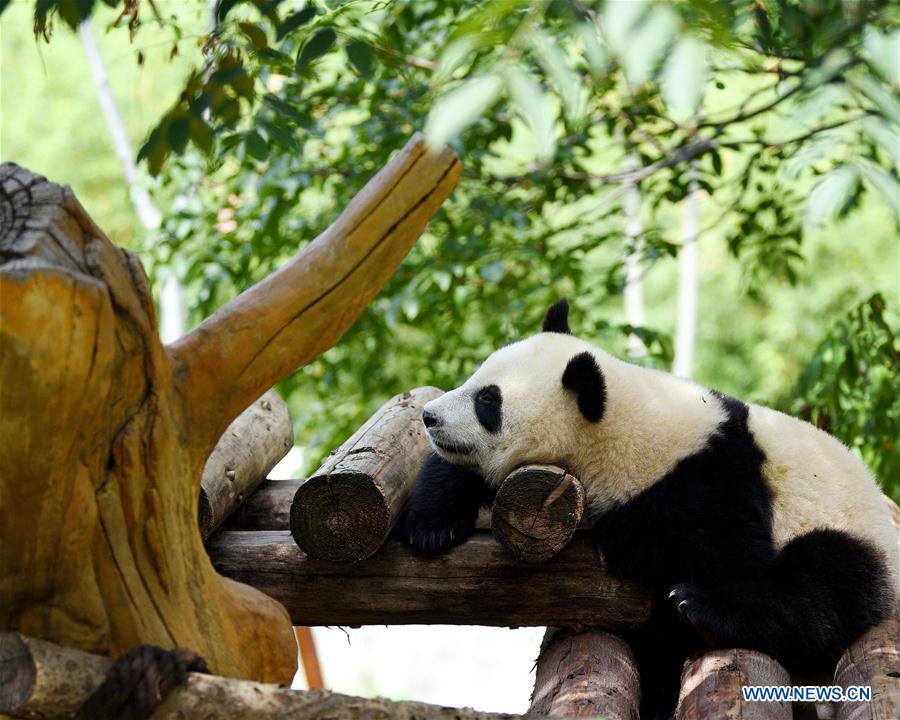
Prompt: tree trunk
<box><xmin>0</xmin><ymin>632</ymin><xmax>517</xmax><ymax>720</ymax></box>
<box><xmin>529</xmin><ymin>628</ymin><xmax>640</xmax><ymax>718</ymax></box>
<box><xmin>206</xmin><ymin>530</ymin><xmax>650</xmax><ymax>628</ymax></box>
<box><xmin>834</xmin><ymin>615</ymin><xmax>900</xmax><ymax>720</ymax></box>
<box><xmin>0</xmin><ymin>138</ymin><xmax>460</xmax><ymax>683</ymax></box>
<box><xmin>491</xmin><ymin>465</ymin><xmax>585</xmax><ymax>562</ymax></box>
<box><xmin>290</xmin><ymin>387</ymin><xmax>442</xmax><ymax>561</ymax></box>
<box><xmin>676</xmin><ymin>649</ymin><xmax>791</xmax><ymax>720</ymax></box>
<box><xmin>198</xmin><ymin>389</ymin><xmax>292</xmax><ymax>540</ymax></box>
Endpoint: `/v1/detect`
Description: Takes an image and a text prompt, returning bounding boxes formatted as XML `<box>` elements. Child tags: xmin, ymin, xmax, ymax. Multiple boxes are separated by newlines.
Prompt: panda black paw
<box><xmin>398</xmin><ymin>513</ymin><xmax>475</xmax><ymax>554</ymax></box>
<box><xmin>669</xmin><ymin>583</ymin><xmax>718</xmax><ymax>645</ymax></box>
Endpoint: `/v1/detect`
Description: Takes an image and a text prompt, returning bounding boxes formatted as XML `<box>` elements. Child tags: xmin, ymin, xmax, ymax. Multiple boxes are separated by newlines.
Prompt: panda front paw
<box><xmin>399</xmin><ymin>512</ymin><xmax>475</xmax><ymax>554</ymax></box>
<box><xmin>669</xmin><ymin>583</ymin><xmax>718</xmax><ymax>645</ymax></box>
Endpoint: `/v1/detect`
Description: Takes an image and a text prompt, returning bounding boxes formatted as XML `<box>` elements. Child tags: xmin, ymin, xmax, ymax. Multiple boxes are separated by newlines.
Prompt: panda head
<box><xmin>422</xmin><ymin>299</ymin><xmax>608</xmax><ymax>483</ymax></box>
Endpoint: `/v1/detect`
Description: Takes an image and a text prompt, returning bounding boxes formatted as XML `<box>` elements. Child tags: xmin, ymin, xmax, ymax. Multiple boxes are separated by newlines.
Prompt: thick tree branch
<box><xmin>168</xmin><ymin>133</ymin><xmax>460</xmax><ymax>456</ymax></box>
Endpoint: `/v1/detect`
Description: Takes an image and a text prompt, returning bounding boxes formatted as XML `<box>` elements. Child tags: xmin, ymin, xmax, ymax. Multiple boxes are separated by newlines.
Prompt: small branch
<box><xmin>168</xmin><ymin>134</ymin><xmax>460</xmax><ymax>458</ymax></box>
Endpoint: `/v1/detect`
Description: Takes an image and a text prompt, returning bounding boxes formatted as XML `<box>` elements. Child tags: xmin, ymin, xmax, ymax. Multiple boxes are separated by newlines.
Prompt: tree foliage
<box><xmin>12</xmin><ymin>0</ymin><xmax>899</xmax><ymax>493</ymax></box>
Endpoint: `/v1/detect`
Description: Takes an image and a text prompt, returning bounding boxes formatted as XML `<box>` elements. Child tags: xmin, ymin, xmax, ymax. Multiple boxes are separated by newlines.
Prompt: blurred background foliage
<box><xmin>2</xmin><ymin>0</ymin><xmax>898</xmax><ymax>498</ymax></box>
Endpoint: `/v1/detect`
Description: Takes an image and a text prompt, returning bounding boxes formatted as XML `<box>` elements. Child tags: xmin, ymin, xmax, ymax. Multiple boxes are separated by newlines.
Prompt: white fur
<box><xmin>424</xmin><ymin>332</ymin><xmax>898</xmax><ymax>591</ymax></box>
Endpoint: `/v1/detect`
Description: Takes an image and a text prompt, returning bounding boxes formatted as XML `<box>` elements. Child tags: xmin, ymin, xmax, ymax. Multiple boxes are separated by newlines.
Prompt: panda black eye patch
<box><xmin>475</xmin><ymin>385</ymin><xmax>502</xmax><ymax>433</ymax></box>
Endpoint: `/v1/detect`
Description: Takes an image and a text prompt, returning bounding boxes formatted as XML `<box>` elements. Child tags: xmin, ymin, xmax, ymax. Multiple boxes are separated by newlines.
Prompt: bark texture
<box><xmin>221</xmin><ymin>479</ymin><xmax>299</xmax><ymax>532</ymax></box>
<box><xmin>834</xmin><ymin>615</ymin><xmax>900</xmax><ymax>720</ymax></box>
<box><xmin>290</xmin><ymin>387</ymin><xmax>442</xmax><ymax>561</ymax></box>
<box><xmin>529</xmin><ymin>628</ymin><xmax>640</xmax><ymax>718</ymax></box>
<box><xmin>206</xmin><ymin>530</ymin><xmax>651</xmax><ymax>627</ymax></box>
<box><xmin>676</xmin><ymin>649</ymin><xmax>791</xmax><ymax>720</ymax></box>
<box><xmin>0</xmin><ymin>138</ymin><xmax>460</xmax><ymax>683</ymax></box>
<box><xmin>0</xmin><ymin>632</ymin><xmax>517</xmax><ymax>720</ymax></box>
<box><xmin>199</xmin><ymin>389</ymin><xmax>292</xmax><ymax>540</ymax></box>
<box><xmin>492</xmin><ymin>466</ymin><xmax>585</xmax><ymax>562</ymax></box>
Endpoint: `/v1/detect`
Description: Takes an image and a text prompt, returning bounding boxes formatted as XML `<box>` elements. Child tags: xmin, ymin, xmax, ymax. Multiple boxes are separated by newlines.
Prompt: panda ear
<box><xmin>562</xmin><ymin>352</ymin><xmax>606</xmax><ymax>422</ymax></box>
<box><xmin>542</xmin><ymin>298</ymin><xmax>571</xmax><ymax>334</ymax></box>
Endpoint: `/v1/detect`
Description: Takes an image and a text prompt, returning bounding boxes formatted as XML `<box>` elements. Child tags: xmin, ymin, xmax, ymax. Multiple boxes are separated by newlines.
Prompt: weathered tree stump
<box><xmin>834</xmin><ymin>615</ymin><xmax>900</xmax><ymax>720</ymax></box>
<box><xmin>198</xmin><ymin>389</ymin><xmax>292</xmax><ymax>540</ymax></box>
<box><xmin>290</xmin><ymin>386</ymin><xmax>442</xmax><ymax>561</ymax></box>
<box><xmin>492</xmin><ymin>465</ymin><xmax>585</xmax><ymax>562</ymax></box>
<box><xmin>0</xmin><ymin>136</ymin><xmax>460</xmax><ymax>683</ymax></box>
<box><xmin>676</xmin><ymin>649</ymin><xmax>792</xmax><ymax>720</ymax></box>
<box><xmin>206</xmin><ymin>530</ymin><xmax>650</xmax><ymax>627</ymax></box>
<box><xmin>529</xmin><ymin>628</ymin><xmax>640</xmax><ymax>718</ymax></box>
<box><xmin>0</xmin><ymin>632</ymin><xmax>517</xmax><ymax>720</ymax></box>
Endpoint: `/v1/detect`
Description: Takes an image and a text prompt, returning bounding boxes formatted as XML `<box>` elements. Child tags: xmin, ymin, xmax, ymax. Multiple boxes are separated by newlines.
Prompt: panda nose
<box><xmin>422</xmin><ymin>409</ymin><xmax>441</xmax><ymax>428</ymax></box>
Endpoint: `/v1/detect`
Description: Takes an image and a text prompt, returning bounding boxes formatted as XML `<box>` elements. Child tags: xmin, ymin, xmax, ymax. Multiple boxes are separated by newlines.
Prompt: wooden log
<box><xmin>206</xmin><ymin>530</ymin><xmax>651</xmax><ymax>628</ymax></box>
<box><xmin>199</xmin><ymin>389</ymin><xmax>292</xmax><ymax>540</ymax></box>
<box><xmin>492</xmin><ymin>465</ymin><xmax>585</xmax><ymax>562</ymax></box>
<box><xmin>0</xmin><ymin>137</ymin><xmax>459</xmax><ymax>684</ymax></box>
<box><xmin>221</xmin><ymin>479</ymin><xmax>299</xmax><ymax>531</ymax></box>
<box><xmin>290</xmin><ymin>387</ymin><xmax>443</xmax><ymax>562</ymax></box>
<box><xmin>529</xmin><ymin>628</ymin><xmax>640</xmax><ymax>718</ymax></box>
<box><xmin>0</xmin><ymin>632</ymin><xmax>517</xmax><ymax>720</ymax></box>
<box><xmin>834</xmin><ymin>615</ymin><xmax>900</xmax><ymax>720</ymax></box>
<box><xmin>676</xmin><ymin>649</ymin><xmax>792</xmax><ymax>720</ymax></box>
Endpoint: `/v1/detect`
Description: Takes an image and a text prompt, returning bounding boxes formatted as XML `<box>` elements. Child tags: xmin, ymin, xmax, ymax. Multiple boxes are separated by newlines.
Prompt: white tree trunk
<box><xmin>623</xmin><ymin>168</ymin><xmax>646</xmax><ymax>358</ymax></box>
<box><xmin>79</xmin><ymin>20</ymin><xmax>185</xmax><ymax>342</ymax></box>
<box><xmin>673</xmin><ymin>168</ymin><xmax>700</xmax><ymax>379</ymax></box>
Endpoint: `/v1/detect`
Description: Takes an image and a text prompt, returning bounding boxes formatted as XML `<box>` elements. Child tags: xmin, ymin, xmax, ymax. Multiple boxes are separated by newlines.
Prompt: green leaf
<box><xmin>296</xmin><ymin>28</ymin><xmax>337</xmax><ymax>74</ymax></box>
<box><xmin>855</xmin><ymin>158</ymin><xmax>900</xmax><ymax>218</ymax></box>
<box><xmin>862</xmin><ymin>116</ymin><xmax>900</xmax><ymax>168</ymax></box>
<box><xmin>346</xmin><ymin>41</ymin><xmax>374</xmax><ymax>76</ymax></box>
<box><xmin>216</xmin><ymin>0</ymin><xmax>242</xmax><ymax>23</ymax></box>
<box><xmin>621</xmin><ymin>4</ymin><xmax>679</xmax><ymax>86</ymax></box>
<box><xmin>239</xmin><ymin>22</ymin><xmax>268</xmax><ymax>50</ymax></box>
<box><xmin>425</xmin><ymin>73</ymin><xmax>504</xmax><ymax>150</ymax></box>
<box><xmin>805</xmin><ymin>165</ymin><xmax>860</xmax><ymax>225</ymax></box>
<box><xmin>277</xmin><ymin>6</ymin><xmax>317</xmax><ymax>41</ymax></box>
<box><xmin>575</xmin><ymin>21</ymin><xmax>607</xmax><ymax>81</ymax></box>
<box><xmin>245</xmin><ymin>130</ymin><xmax>269</xmax><ymax>161</ymax></box>
<box><xmin>503</xmin><ymin>67</ymin><xmax>556</xmax><ymax>163</ymax></box>
<box><xmin>854</xmin><ymin>72</ymin><xmax>900</xmax><ymax>121</ymax></box>
<box><xmin>660</xmin><ymin>36</ymin><xmax>707</xmax><ymax>123</ymax></box>
<box><xmin>602</xmin><ymin>0</ymin><xmax>648</xmax><ymax>56</ymax></box>
<box><xmin>864</xmin><ymin>27</ymin><xmax>900</xmax><ymax>85</ymax></box>
<box><xmin>167</xmin><ymin>113</ymin><xmax>191</xmax><ymax>154</ymax></box>
<box><xmin>530</xmin><ymin>30</ymin><xmax>587</xmax><ymax>124</ymax></box>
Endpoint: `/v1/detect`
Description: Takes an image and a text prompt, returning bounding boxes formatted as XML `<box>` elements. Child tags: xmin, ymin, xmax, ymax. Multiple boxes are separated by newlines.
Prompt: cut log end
<box><xmin>290</xmin><ymin>473</ymin><xmax>391</xmax><ymax>562</ymax></box>
<box><xmin>834</xmin><ymin>615</ymin><xmax>900</xmax><ymax>720</ymax></box>
<box><xmin>492</xmin><ymin>465</ymin><xmax>585</xmax><ymax>562</ymax></box>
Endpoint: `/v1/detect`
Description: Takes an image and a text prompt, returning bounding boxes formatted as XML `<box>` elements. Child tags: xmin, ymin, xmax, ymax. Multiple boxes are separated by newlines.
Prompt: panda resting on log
<box><xmin>400</xmin><ymin>299</ymin><xmax>898</xmax><ymax>719</ymax></box>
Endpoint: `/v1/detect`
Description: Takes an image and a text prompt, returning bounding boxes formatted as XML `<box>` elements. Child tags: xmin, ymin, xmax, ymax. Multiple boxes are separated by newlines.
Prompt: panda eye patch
<box><xmin>475</xmin><ymin>385</ymin><xmax>502</xmax><ymax>433</ymax></box>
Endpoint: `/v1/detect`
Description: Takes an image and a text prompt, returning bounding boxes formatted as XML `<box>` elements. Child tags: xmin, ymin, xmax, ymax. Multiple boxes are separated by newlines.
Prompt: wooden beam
<box><xmin>676</xmin><ymin>649</ymin><xmax>791</xmax><ymax>720</ymax></box>
<box><xmin>529</xmin><ymin>628</ymin><xmax>640</xmax><ymax>718</ymax></box>
<box><xmin>206</xmin><ymin>530</ymin><xmax>650</xmax><ymax>628</ymax></box>
<box><xmin>199</xmin><ymin>389</ymin><xmax>292</xmax><ymax>540</ymax></box>
<box><xmin>492</xmin><ymin>466</ymin><xmax>585</xmax><ymax>562</ymax></box>
<box><xmin>0</xmin><ymin>632</ymin><xmax>517</xmax><ymax>720</ymax></box>
<box><xmin>290</xmin><ymin>387</ymin><xmax>442</xmax><ymax>561</ymax></box>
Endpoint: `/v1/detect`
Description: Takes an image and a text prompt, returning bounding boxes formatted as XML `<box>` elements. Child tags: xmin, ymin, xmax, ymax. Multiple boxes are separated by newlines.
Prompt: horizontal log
<box><xmin>221</xmin><ymin>479</ymin><xmax>298</xmax><ymax>532</ymax></box>
<box><xmin>492</xmin><ymin>465</ymin><xmax>585</xmax><ymax>562</ymax></box>
<box><xmin>834</xmin><ymin>615</ymin><xmax>900</xmax><ymax>720</ymax></box>
<box><xmin>676</xmin><ymin>648</ymin><xmax>791</xmax><ymax>720</ymax></box>
<box><xmin>0</xmin><ymin>632</ymin><xmax>516</xmax><ymax>720</ymax></box>
<box><xmin>206</xmin><ymin>530</ymin><xmax>651</xmax><ymax>628</ymax></box>
<box><xmin>290</xmin><ymin>387</ymin><xmax>443</xmax><ymax>562</ymax></box>
<box><xmin>198</xmin><ymin>389</ymin><xmax>292</xmax><ymax>540</ymax></box>
<box><xmin>530</xmin><ymin>628</ymin><xmax>640</xmax><ymax>718</ymax></box>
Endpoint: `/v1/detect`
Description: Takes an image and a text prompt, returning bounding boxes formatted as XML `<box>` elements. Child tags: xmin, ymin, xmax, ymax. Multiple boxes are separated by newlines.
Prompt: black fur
<box><xmin>475</xmin><ymin>384</ymin><xmax>502</xmax><ymax>433</ymax></box>
<box><xmin>592</xmin><ymin>392</ymin><xmax>892</xmax><ymax>719</ymax></box>
<box><xmin>562</xmin><ymin>352</ymin><xmax>606</xmax><ymax>422</ymax></box>
<box><xmin>399</xmin><ymin>452</ymin><xmax>494</xmax><ymax>553</ymax></box>
<box><xmin>542</xmin><ymin>298</ymin><xmax>571</xmax><ymax>334</ymax></box>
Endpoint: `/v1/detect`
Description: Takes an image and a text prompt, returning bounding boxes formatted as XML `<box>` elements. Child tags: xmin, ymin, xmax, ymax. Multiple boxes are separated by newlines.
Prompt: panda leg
<box><xmin>670</xmin><ymin>528</ymin><xmax>892</xmax><ymax>670</ymax></box>
<box><xmin>398</xmin><ymin>451</ymin><xmax>494</xmax><ymax>553</ymax></box>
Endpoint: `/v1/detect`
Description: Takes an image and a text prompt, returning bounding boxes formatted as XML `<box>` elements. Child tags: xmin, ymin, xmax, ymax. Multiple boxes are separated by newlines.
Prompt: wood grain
<box><xmin>206</xmin><ymin>530</ymin><xmax>651</xmax><ymax>628</ymax></box>
<box><xmin>834</xmin><ymin>615</ymin><xmax>900</xmax><ymax>720</ymax></box>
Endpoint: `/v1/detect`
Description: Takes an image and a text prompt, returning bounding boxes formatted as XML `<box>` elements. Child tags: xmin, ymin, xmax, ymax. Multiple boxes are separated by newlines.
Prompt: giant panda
<box><xmin>400</xmin><ymin>299</ymin><xmax>897</xmax><ymax>718</ymax></box>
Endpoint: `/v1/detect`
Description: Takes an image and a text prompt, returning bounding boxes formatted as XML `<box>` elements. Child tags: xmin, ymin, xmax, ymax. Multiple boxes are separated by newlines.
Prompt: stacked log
<box><xmin>834</xmin><ymin>615</ymin><xmax>900</xmax><ymax>720</ymax></box>
<box><xmin>529</xmin><ymin>628</ymin><xmax>640</xmax><ymax>718</ymax></box>
<box><xmin>289</xmin><ymin>387</ymin><xmax>442</xmax><ymax>562</ymax></box>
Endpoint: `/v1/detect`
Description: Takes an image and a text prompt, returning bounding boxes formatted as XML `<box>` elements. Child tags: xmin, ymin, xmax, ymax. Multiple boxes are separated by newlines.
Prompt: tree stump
<box><xmin>492</xmin><ymin>465</ymin><xmax>585</xmax><ymax>562</ymax></box>
<box><xmin>0</xmin><ymin>136</ymin><xmax>461</xmax><ymax>682</ymax></box>
<box><xmin>290</xmin><ymin>386</ymin><xmax>442</xmax><ymax>561</ymax></box>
